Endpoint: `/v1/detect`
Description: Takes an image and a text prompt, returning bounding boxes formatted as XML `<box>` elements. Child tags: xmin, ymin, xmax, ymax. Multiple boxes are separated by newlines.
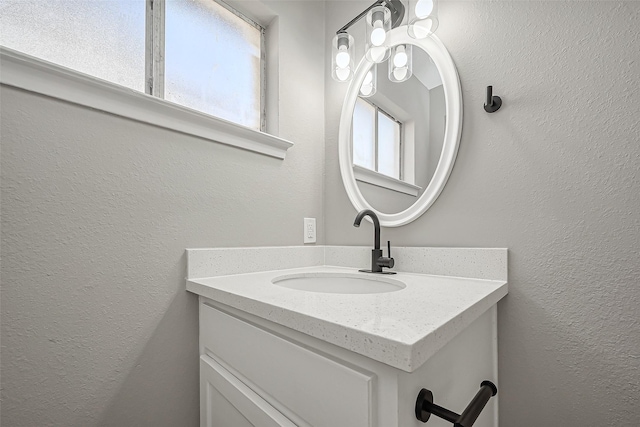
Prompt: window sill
<box><xmin>0</xmin><ymin>47</ymin><xmax>293</xmax><ymax>159</ymax></box>
<box><xmin>353</xmin><ymin>165</ymin><xmax>421</xmax><ymax>197</ymax></box>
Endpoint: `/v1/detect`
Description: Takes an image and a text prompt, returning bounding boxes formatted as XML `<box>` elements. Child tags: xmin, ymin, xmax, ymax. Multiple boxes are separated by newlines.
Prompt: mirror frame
<box><xmin>338</xmin><ymin>27</ymin><xmax>462</xmax><ymax>227</ymax></box>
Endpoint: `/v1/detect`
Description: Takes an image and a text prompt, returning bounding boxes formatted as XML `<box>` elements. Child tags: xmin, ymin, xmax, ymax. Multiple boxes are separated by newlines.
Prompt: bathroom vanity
<box><xmin>186</xmin><ymin>247</ymin><xmax>507</xmax><ymax>427</ymax></box>
<box><xmin>185</xmin><ymin>5</ymin><xmax>496</xmax><ymax>425</ymax></box>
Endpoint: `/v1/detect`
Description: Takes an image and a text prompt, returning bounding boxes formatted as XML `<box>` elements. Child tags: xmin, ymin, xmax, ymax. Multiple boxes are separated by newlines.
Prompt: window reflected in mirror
<box><xmin>353</xmin><ymin>98</ymin><xmax>402</xmax><ymax>180</ymax></box>
<box><xmin>377</xmin><ymin>108</ymin><xmax>401</xmax><ymax>180</ymax></box>
<box><xmin>350</xmin><ymin>47</ymin><xmax>445</xmax><ymax>215</ymax></box>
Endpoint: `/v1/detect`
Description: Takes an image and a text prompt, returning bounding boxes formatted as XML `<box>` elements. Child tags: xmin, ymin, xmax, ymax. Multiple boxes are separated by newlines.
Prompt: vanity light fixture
<box><xmin>332</xmin><ymin>32</ymin><xmax>355</xmax><ymax>82</ymax></box>
<box><xmin>331</xmin><ymin>0</ymin><xmax>439</xmax><ymax>84</ymax></box>
<box><xmin>388</xmin><ymin>44</ymin><xmax>412</xmax><ymax>82</ymax></box>
<box><xmin>365</xmin><ymin>5</ymin><xmax>392</xmax><ymax>63</ymax></box>
<box><xmin>407</xmin><ymin>0</ymin><xmax>439</xmax><ymax>40</ymax></box>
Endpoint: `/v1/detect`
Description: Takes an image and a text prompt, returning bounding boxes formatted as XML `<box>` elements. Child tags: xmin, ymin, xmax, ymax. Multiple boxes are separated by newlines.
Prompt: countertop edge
<box><xmin>186</xmin><ymin>267</ymin><xmax>507</xmax><ymax>372</ymax></box>
<box><xmin>186</xmin><ymin>278</ymin><xmax>418</xmax><ymax>369</ymax></box>
<box><xmin>407</xmin><ymin>283</ymin><xmax>508</xmax><ymax>371</ymax></box>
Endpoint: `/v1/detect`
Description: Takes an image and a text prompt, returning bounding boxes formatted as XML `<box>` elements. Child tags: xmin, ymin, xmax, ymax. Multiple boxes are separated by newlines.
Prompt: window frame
<box><xmin>0</xmin><ymin>0</ymin><xmax>289</xmax><ymax>158</ymax></box>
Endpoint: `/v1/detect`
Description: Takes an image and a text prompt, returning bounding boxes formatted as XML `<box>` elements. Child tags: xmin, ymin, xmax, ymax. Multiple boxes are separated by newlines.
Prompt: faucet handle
<box><xmin>377</xmin><ymin>241</ymin><xmax>395</xmax><ymax>269</ymax></box>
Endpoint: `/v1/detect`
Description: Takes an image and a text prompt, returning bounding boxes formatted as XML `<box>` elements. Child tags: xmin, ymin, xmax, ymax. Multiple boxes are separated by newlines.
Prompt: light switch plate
<box><xmin>304</xmin><ymin>218</ymin><xmax>316</xmax><ymax>244</ymax></box>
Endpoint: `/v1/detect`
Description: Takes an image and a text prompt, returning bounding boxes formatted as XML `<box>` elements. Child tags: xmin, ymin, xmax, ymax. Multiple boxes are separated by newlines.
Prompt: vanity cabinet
<box><xmin>197</xmin><ymin>298</ymin><xmax>499</xmax><ymax>427</ymax></box>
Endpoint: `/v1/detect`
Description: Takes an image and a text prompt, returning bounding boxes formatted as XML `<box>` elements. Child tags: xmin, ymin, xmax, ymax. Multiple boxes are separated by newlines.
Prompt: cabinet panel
<box><xmin>201</xmin><ymin>303</ymin><xmax>375</xmax><ymax>427</ymax></box>
<box><xmin>200</xmin><ymin>355</ymin><xmax>297</xmax><ymax>427</ymax></box>
<box><xmin>398</xmin><ymin>307</ymin><xmax>498</xmax><ymax>427</ymax></box>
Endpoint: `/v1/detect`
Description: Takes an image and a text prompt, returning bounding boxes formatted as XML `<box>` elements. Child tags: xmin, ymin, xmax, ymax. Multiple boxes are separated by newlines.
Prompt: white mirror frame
<box><xmin>338</xmin><ymin>27</ymin><xmax>462</xmax><ymax>227</ymax></box>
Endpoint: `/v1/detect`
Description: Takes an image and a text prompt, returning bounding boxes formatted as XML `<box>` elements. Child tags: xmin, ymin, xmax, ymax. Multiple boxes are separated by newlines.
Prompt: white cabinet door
<box><xmin>200</xmin><ymin>355</ymin><xmax>297</xmax><ymax>427</ymax></box>
<box><xmin>200</xmin><ymin>303</ymin><xmax>375</xmax><ymax>427</ymax></box>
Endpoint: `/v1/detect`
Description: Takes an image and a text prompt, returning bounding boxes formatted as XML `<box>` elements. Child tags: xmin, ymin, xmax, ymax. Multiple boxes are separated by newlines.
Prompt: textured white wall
<box><xmin>325</xmin><ymin>1</ymin><xmax>640</xmax><ymax>425</ymax></box>
<box><xmin>0</xmin><ymin>1</ymin><xmax>325</xmax><ymax>425</ymax></box>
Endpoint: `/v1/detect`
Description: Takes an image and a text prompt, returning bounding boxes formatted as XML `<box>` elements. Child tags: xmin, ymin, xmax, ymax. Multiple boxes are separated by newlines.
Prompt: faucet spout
<box><xmin>353</xmin><ymin>209</ymin><xmax>380</xmax><ymax>250</ymax></box>
<box><xmin>353</xmin><ymin>209</ymin><xmax>394</xmax><ymax>274</ymax></box>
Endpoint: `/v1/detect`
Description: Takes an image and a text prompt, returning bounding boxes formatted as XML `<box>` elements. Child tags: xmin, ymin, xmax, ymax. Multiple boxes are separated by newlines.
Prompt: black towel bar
<box><xmin>415</xmin><ymin>381</ymin><xmax>497</xmax><ymax>427</ymax></box>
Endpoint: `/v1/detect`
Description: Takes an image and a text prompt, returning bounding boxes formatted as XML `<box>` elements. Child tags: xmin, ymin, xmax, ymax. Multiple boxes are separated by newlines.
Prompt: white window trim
<box><xmin>353</xmin><ymin>165</ymin><xmax>421</xmax><ymax>197</ymax></box>
<box><xmin>0</xmin><ymin>47</ymin><xmax>293</xmax><ymax>159</ymax></box>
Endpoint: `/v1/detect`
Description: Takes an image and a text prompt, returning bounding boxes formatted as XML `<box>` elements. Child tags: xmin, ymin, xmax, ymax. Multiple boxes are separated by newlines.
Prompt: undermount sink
<box><xmin>271</xmin><ymin>272</ymin><xmax>406</xmax><ymax>294</ymax></box>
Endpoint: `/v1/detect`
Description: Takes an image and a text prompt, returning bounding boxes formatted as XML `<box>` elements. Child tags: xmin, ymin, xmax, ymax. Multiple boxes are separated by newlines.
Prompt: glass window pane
<box><xmin>377</xmin><ymin>111</ymin><xmax>400</xmax><ymax>179</ymax></box>
<box><xmin>165</xmin><ymin>0</ymin><xmax>262</xmax><ymax>130</ymax></box>
<box><xmin>352</xmin><ymin>98</ymin><xmax>376</xmax><ymax>170</ymax></box>
<box><xmin>0</xmin><ymin>0</ymin><xmax>146</xmax><ymax>92</ymax></box>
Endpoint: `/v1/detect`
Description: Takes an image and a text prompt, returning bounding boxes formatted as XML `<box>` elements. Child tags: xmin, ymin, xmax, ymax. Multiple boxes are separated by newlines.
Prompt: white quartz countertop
<box><xmin>187</xmin><ymin>265</ymin><xmax>507</xmax><ymax>372</ymax></box>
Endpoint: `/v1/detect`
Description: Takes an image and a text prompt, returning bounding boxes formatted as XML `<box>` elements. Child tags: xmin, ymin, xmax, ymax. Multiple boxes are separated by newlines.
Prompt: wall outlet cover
<box><xmin>304</xmin><ymin>218</ymin><xmax>316</xmax><ymax>244</ymax></box>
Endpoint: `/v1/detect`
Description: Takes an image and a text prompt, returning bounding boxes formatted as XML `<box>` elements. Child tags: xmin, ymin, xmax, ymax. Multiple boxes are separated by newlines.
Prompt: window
<box><xmin>352</xmin><ymin>97</ymin><xmax>402</xmax><ymax>180</ymax></box>
<box><xmin>0</xmin><ymin>0</ymin><xmax>147</xmax><ymax>91</ymax></box>
<box><xmin>0</xmin><ymin>0</ymin><xmax>265</xmax><ymax>131</ymax></box>
<box><xmin>165</xmin><ymin>0</ymin><xmax>264</xmax><ymax>130</ymax></box>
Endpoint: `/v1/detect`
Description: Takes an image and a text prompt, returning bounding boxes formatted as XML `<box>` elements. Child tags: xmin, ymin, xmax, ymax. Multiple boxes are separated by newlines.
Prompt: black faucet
<box><xmin>353</xmin><ymin>209</ymin><xmax>395</xmax><ymax>274</ymax></box>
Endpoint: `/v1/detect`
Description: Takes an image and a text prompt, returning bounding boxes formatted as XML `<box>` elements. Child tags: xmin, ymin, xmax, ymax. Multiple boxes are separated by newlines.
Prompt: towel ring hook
<box><xmin>484</xmin><ymin>86</ymin><xmax>502</xmax><ymax>113</ymax></box>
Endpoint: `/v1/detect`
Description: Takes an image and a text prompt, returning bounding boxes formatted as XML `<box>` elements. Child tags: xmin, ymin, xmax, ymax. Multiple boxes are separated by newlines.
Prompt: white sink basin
<box><xmin>271</xmin><ymin>272</ymin><xmax>406</xmax><ymax>294</ymax></box>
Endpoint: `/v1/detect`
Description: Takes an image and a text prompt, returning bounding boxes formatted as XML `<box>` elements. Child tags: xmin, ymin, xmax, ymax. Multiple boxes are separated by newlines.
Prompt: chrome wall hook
<box><xmin>484</xmin><ymin>86</ymin><xmax>502</xmax><ymax>113</ymax></box>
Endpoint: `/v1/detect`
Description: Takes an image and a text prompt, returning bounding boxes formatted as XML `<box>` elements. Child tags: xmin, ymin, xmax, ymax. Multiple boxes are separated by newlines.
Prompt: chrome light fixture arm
<box><xmin>336</xmin><ymin>0</ymin><xmax>405</xmax><ymax>35</ymax></box>
<box><xmin>331</xmin><ymin>0</ymin><xmax>410</xmax><ymax>84</ymax></box>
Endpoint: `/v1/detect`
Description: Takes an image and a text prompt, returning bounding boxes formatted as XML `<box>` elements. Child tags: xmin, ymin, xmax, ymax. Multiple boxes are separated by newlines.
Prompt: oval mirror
<box><xmin>338</xmin><ymin>27</ymin><xmax>462</xmax><ymax>227</ymax></box>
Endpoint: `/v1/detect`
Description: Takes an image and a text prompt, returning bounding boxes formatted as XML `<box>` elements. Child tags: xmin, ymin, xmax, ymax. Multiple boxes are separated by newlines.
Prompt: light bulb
<box><xmin>363</xmin><ymin>71</ymin><xmax>373</xmax><ymax>85</ymax></box>
<box><xmin>370</xmin><ymin>20</ymin><xmax>386</xmax><ymax>46</ymax></box>
<box><xmin>336</xmin><ymin>49</ymin><xmax>350</xmax><ymax>69</ymax></box>
<box><xmin>336</xmin><ymin>67</ymin><xmax>351</xmax><ymax>81</ymax></box>
<box><xmin>360</xmin><ymin>84</ymin><xmax>373</xmax><ymax>96</ymax></box>
<box><xmin>393</xmin><ymin>46</ymin><xmax>408</xmax><ymax>67</ymax></box>
<box><xmin>393</xmin><ymin>66</ymin><xmax>408</xmax><ymax>81</ymax></box>
<box><xmin>415</xmin><ymin>0</ymin><xmax>433</xmax><ymax>19</ymax></box>
<box><xmin>369</xmin><ymin>46</ymin><xmax>387</xmax><ymax>63</ymax></box>
<box><xmin>409</xmin><ymin>16</ymin><xmax>438</xmax><ymax>39</ymax></box>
